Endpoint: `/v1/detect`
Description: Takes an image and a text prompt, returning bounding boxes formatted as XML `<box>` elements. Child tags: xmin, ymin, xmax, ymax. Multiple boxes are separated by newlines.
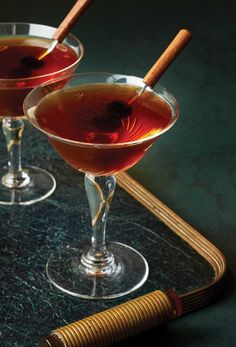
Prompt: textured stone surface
<box><xmin>0</xmin><ymin>123</ymin><xmax>214</xmax><ymax>346</ymax></box>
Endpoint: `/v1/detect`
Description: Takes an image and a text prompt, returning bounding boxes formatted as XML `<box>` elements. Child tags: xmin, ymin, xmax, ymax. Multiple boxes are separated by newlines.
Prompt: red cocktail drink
<box><xmin>0</xmin><ymin>23</ymin><xmax>83</xmax><ymax>205</ymax></box>
<box><xmin>34</xmin><ymin>83</ymin><xmax>173</xmax><ymax>175</ymax></box>
<box><xmin>0</xmin><ymin>36</ymin><xmax>78</xmax><ymax>116</ymax></box>
<box><xmin>24</xmin><ymin>72</ymin><xmax>178</xmax><ymax>299</ymax></box>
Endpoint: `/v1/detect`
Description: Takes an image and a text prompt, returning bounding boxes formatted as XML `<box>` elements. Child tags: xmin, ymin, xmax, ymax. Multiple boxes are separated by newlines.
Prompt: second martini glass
<box><xmin>24</xmin><ymin>72</ymin><xmax>179</xmax><ymax>299</ymax></box>
<box><xmin>0</xmin><ymin>22</ymin><xmax>83</xmax><ymax>205</ymax></box>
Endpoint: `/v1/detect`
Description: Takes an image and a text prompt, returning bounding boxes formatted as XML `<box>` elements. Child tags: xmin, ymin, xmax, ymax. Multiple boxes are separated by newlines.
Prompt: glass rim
<box><xmin>24</xmin><ymin>72</ymin><xmax>179</xmax><ymax>149</ymax></box>
<box><xmin>0</xmin><ymin>22</ymin><xmax>84</xmax><ymax>83</ymax></box>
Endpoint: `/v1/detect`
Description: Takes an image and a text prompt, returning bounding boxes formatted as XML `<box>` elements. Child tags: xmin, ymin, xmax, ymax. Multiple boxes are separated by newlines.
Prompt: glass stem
<box><xmin>81</xmin><ymin>174</ymin><xmax>116</xmax><ymax>275</ymax></box>
<box><xmin>1</xmin><ymin>117</ymin><xmax>30</xmax><ymax>188</ymax></box>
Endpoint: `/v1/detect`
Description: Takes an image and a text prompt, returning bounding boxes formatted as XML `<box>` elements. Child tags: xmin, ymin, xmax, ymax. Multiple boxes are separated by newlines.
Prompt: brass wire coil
<box><xmin>41</xmin><ymin>290</ymin><xmax>175</xmax><ymax>347</ymax></box>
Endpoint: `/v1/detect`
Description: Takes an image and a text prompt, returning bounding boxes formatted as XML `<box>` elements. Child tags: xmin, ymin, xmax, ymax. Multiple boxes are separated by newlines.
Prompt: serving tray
<box><xmin>0</xmin><ymin>124</ymin><xmax>226</xmax><ymax>346</ymax></box>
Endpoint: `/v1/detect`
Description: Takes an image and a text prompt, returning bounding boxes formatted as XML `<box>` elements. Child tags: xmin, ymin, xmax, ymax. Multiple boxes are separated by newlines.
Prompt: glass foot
<box><xmin>0</xmin><ymin>165</ymin><xmax>56</xmax><ymax>205</ymax></box>
<box><xmin>46</xmin><ymin>242</ymin><xmax>149</xmax><ymax>299</ymax></box>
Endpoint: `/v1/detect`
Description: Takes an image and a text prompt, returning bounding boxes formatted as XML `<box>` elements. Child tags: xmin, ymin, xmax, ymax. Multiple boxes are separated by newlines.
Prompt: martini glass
<box><xmin>0</xmin><ymin>22</ymin><xmax>83</xmax><ymax>205</ymax></box>
<box><xmin>24</xmin><ymin>72</ymin><xmax>179</xmax><ymax>299</ymax></box>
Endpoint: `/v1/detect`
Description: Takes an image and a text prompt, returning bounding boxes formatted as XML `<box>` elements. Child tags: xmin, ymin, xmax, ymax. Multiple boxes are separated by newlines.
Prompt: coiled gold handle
<box><xmin>40</xmin><ymin>290</ymin><xmax>179</xmax><ymax>347</ymax></box>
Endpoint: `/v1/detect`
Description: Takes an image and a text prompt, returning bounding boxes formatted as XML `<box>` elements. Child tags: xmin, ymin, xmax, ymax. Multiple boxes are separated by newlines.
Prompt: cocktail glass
<box><xmin>0</xmin><ymin>23</ymin><xmax>83</xmax><ymax>205</ymax></box>
<box><xmin>24</xmin><ymin>72</ymin><xmax>179</xmax><ymax>299</ymax></box>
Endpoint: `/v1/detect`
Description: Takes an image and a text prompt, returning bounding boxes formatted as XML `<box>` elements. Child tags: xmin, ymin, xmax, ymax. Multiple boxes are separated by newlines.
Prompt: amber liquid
<box><xmin>35</xmin><ymin>84</ymin><xmax>174</xmax><ymax>175</ymax></box>
<box><xmin>0</xmin><ymin>36</ymin><xmax>78</xmax><ymax>117</ymax></box>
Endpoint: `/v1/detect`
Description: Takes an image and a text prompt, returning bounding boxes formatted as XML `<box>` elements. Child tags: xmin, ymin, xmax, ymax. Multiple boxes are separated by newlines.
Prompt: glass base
<box><xmin>0</xmin><ymin>165</ymin><xmax>56</xmax><ymax>205</ymax></box>
<box><xmin>46</xmin><ymin>242</ymin><xmax>149</xmax><ymax>299</ymax></box>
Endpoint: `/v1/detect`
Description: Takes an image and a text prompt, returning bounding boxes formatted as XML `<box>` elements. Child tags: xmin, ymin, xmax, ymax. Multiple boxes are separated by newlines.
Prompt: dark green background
<box><xmin>1</xmin><ymin>0</ymin><xmax>236</xmax><ymax>346</ymax></box>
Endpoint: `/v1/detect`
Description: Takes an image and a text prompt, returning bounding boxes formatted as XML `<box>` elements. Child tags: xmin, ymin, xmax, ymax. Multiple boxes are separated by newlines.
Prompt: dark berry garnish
<box><xmin>20</xmin><ymin>56</ymin><xmax>44</xmax><ymax>69</ymax></box>
<box><xmin>106</xmin><ymin>100</ymin><xmax>132</xmax><ymax>119</ymax></box>
<box><xmin>92</xmin><ymin>100</ymin><xmax>132</xmax><ymax>132</ymax></box>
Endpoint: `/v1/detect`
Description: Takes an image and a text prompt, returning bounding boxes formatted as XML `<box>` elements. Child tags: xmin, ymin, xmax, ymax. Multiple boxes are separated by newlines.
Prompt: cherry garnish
<box><xmin>20</xmin><ymin>56</ymin><xmax>44</xmax><ymax>69</ymax></box>
<box><xmin>92</xmin><ymin>100</ymin><xmax>132</xmax><ymax>131</ymax></box>
<box><xmin>8</xmin><ymin>55</ymin><xmax>44</xmax><ymax>79</ymax></box>
<box><xmin>105</xmin><ymin>100</ymin><xmax>132</xmax><ymax>118</ymax></box>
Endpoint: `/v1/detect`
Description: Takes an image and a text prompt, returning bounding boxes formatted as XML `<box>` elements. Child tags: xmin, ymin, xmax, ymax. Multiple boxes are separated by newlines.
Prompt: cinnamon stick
<box><xmin>53</xmin><ymin>0</ymin><xmax>93</xmax><ymax>43</ymax></box>
<box><xmin>143</xmin><ymin>29</ymin><xmax>192</xmax><ymax>88</ymax></box>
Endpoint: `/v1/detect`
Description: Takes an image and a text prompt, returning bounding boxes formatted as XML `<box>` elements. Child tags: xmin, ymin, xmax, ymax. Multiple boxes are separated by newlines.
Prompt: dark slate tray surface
<box><xmin>0</xmin><ymin>123</ymin><xmax>214</xmax><ymax>346</ymax></box>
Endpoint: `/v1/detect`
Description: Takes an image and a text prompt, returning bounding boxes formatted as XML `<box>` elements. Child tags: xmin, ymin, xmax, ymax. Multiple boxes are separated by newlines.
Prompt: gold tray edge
<box><xmin>117</xmin><ymin>172</ymin><xmax>227</xmax><ymax>315</ymax></box>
